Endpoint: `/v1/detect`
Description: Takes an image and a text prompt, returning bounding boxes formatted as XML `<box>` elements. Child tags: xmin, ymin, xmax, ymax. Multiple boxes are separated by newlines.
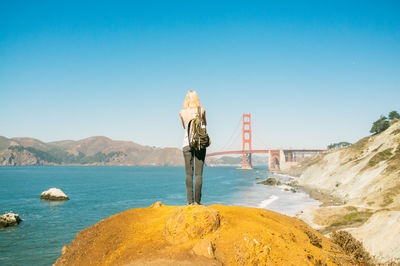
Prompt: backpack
<box><xmin>187</xmin><ymin>107</ymin><xmax>211</xmax><ymax>150</ymax></box>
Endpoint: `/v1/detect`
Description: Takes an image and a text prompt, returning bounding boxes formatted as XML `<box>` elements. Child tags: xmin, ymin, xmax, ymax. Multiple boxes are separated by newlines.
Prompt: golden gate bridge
<box><xmin>206</xmin><ymin>113</ymin><xmax>325</xmax><ymax>170</ymax></box>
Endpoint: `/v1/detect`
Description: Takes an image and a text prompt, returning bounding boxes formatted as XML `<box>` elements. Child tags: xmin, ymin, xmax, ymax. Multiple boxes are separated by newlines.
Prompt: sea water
<box><xmin>0</xmin><ymin>166</ymin><xmax>319</xmax><ymax>265</ymax></box>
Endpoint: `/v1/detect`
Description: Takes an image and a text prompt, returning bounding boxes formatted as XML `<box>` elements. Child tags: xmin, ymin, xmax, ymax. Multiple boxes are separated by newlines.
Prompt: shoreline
<box><xmin>271</xmin><ymin>172</ymin><xmax>345</xmax><ymax>207</ymax></box>
<box><xmin>299</xmin><ymin>185</ymin><xmax>345</xmax><ymax>207</ymax></box>
<box><xmin>274</xmin><ymin>174</ymin><xmax>399</xmax><ymax>264</ymax></box>
<box><xmin>250</xmin><ymin>173</ymin><xmax>322</xmax><ymax>217</ymax></box>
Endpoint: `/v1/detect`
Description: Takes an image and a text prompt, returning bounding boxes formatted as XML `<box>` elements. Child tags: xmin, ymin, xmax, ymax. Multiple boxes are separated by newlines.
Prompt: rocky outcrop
<box><xmin>0</xmin><ymin>213</ymin><xmax>23</xmax><ymax>228</ymax></box>
<box><xmin>0</xmin><ymin>149</ymin><xmax>40</xmax><ymax>166</ymax></box>
<box><xmin>163</xmin><ymin>205</ymin><xmax>220</xmax><ymax>244</ymax></box>
<box><xmin>298</xmin><ymin>120</ymin><xmax>400</xmax><ymax>209</ymax></box>
<box><xmin>40</xmin><ymin>188</ymin><xmax>69</xmax><ymax>200</ymax></box>
<box><xmin>257</xmin><ymin>177</ymin><xmax>281</xmax><ymax>186</ymax></box>
<box><xmin>286</xmin><ymin>120</ymin><xmax>400</xmax><ymax>263</ymax></box>
<box><xmin>346</xmin><ymin>210</ymin><xmax>400</xmax><ymax>263</ymax></box>
<box><xmin>54</xmin><ymin>202</ymin><xmax>357</xmax><ymax>265</ymax></box>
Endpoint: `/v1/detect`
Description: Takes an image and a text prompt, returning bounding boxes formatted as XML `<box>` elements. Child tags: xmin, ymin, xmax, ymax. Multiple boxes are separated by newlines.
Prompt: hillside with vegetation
<box><xmin>0</xmin><ymin>136</ymin><xmax>184</xmax><ymax>166</ymax></box>
<box><xmin>284</xmin><ymin>119</ymin><xmax>400</xmax><ymax>263</ymax></box>
<box><xmin>206</xmin><ymin>155</ymin><xmax>268</xmax><ymax>167</ymax></box>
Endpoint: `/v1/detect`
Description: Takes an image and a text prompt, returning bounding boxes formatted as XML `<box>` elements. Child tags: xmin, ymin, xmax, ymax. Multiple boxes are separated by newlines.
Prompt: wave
<box><xmin>258</xmin><ymin>195</ymin><xmax>279</xmax><ymax>209</ymax></box>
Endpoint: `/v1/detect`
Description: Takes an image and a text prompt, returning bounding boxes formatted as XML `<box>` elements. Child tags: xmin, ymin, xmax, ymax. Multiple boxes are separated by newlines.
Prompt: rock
<box><xmin>257</xmin><ymin>177</ymin><xmax>281</xmax><ymax>186</ymax></box>
<box><xmin>163</xmin><ymin>205</ymin><xmax>220</xmax><ymax>244</ymax></box>
<box><xmin>286</xmin><ymin>180</ymin><xmax>299</xmax><ymax>187</ymax></box>
<box><xmin>346</xmin><ymin>210</ymin><xmax>400</xmax><ymax>263</ymax></box>
<box><xmin>284</xmin><ymin>187</ymin><xmax>298</xmax><ymax>193</ymax></box>
<box><xmin>0</xmin><ymin>212</ymin><xmax>23</xmax><ymax>228</ymax></box>
<box><xmin>150</xmin><ymin>201</ymin><xmax>163</xmax><ymax>208</ymax></box>
<box><xmin>40</xmin><ymin>188</ymin><xmax>69</xmax><ymax>200</ymax></box>
<box><xmin>61</xmin><ymin>245</ymin><xmax>69</xmax><ymax>256</ymax></box>
<box><xmin>54</xmin><ymin>204</ymin><xmax>356</xmax><ymax>265</ymax></box>
<box><xmin>192</xmin><ymin>239</ymin><xmax>215</xmax><ymax>259</ymax></box>
<box><xmin>255</xmin><ymin>176</ymin><xmax>262</xmax><ymax>180</ymax></box>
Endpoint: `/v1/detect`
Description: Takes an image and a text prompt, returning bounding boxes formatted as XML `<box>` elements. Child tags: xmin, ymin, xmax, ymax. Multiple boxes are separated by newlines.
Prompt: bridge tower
<box><xmin>241</xmin><ymin>113</ymin><xmax>252</xmax><ymax>169</ymax></box>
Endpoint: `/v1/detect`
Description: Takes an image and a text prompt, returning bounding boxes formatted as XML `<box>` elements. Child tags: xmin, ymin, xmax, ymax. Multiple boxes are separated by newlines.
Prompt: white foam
<box><xmin>275</xmin><ymin>173</ymin><xmax>297</xmax><ymax>180</ymax></box>
<box><xmin>279</xmin><ymin>184</ymin><xmax>291</xmax><ymax>191</ymax></box>
<box><xmin>258</xmin><ymin>195</ymin><xmax>279</xmax><ymax>209</ymax></box>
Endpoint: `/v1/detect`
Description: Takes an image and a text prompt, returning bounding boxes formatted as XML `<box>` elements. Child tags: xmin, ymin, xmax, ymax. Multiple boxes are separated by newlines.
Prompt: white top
<box><xmin>41</xmin><ymin>188</ymin><xmax>68</xmax><ymax>198</ymax></box>
<box><xmin>181</xmin><ymin>107</ymin><xmax>204</xmax><ymax>148</ymax></box>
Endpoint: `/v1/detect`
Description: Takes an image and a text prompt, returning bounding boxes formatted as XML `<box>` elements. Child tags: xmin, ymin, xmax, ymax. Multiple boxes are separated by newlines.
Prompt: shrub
<box><xmin>367</xmin><ymin>148</ymin><xmax>393</xmax><ymax>167</ymax></box>
<box><xmin>370</xmin><ymin>115</ymin><xmax>389</xmax><ymax>135</ymax></box>
<box><xmin>388</xmin><ymin>110</ymin><xmax>400</xmax><ymax>120</ymax></box>
<box><xmin>331</xmin><ymin>231</ymin><xmax>372</xmax><ymax>265</ymax></box>
<box><xmin>327</xmin><ymin>142</ymin><xmax>351</xmax><ymax>150</ymax></box>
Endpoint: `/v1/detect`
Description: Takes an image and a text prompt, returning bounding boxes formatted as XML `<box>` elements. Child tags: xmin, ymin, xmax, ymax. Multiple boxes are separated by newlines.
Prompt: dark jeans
<box><xmin>183</xmin><ymin>146</ymin><xmax>206</xmax><ymax>204</ymax></box>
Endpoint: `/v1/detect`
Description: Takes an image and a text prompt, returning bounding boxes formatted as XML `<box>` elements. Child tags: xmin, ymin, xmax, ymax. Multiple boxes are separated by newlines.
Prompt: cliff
<box><xmin>0</xmin><ymin>136</ymin><xmax>184</xmax><ymax>166</ymax></box>
<box><xmin>298</xmin><ymin>120</ymin><xmax>400</xmax><ymax>209</ymax></box>
<box><xmin>285</xmin><ymin>120</ymin><xmax>400</xmax><ymax>263</ymax></box>
<box><xmin>55</xmin><ymin>203</ymin><xmax>358</xmax><ymax>265</ymax></box>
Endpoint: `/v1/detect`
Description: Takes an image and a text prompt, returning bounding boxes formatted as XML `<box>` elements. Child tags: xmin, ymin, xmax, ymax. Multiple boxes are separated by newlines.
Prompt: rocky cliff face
<box><xmin>0</xmin><ymin>149</ymin><xmax>40</xmax><ymax>166</ymax></box>
<box><xmin>0</xmin><ymin>136</ymin><xmax>184</xmax><ymax>166</ymax></box>
<box><xmin>55</xmin><ymin>203</ymin><xmax>357</xmax><ymax>265</ymax></box>
<box><xmin>299</xmin><ymin>120</ymin><xmax>400</xmax><ymax>209</ymax></box>
<box><xmin>289</xmin><ymin>120</ymin><xmax>400</xmax><ymax>263</ymax></box>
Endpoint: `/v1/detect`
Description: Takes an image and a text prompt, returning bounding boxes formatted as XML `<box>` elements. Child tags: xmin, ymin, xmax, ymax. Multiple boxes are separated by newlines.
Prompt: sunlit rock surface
<box><xmin>40</xmin><ymin>188</ymin><xmax>69</xmax><ymax>200</ymax></box>
<box><xmin>164</xmin><ymin>205</ymin><xmax>220</xmax><ymax>244</ymax></box>
<box><xmin>0</xmin><ymin>212</ymin><xmax>23</xmax><ymax>228</ymax></box>
<box><xmin>55</xmin><ymin>202</ymin><xmax>354</xmax><ymax>265</ymax></box>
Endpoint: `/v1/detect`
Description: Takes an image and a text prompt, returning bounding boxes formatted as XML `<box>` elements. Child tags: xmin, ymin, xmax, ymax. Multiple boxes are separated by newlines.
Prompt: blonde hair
<box><xmin>183</xmin><ymin>90</ymin><xmax>201</xmax><ymax>109</ymax></box>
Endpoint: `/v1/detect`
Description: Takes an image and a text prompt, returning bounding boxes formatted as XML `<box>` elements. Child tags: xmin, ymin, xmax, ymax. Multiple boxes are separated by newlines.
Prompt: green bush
<box><xmin>327</xmin><ymin>142</ymin><xmax>351</xmax><ymax>150</ymax></box>
<box><xmin>367</xmin><ymin>148</ymin><xmax>393</xmax><ymax>167</ymax></box>
<box><xmin>388</xmin><ymin>110</ymin><xmax>400</xmax><ymax>120</ymax></box>
<box><xmin>370</xmin><ymin>111</ymin><xmax>399</xmax><ymax>135</ymax></box>
<box><xmin>370</xmin><ymin>115</ymin><xmax>389</xmax><ymax>134</ymax></box>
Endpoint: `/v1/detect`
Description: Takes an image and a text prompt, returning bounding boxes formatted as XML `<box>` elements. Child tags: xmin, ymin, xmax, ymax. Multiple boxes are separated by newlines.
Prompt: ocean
<box><xmin>0</xmin><ymin>166</ymin><xmax>319</xmax><ymax>265</ymax></box>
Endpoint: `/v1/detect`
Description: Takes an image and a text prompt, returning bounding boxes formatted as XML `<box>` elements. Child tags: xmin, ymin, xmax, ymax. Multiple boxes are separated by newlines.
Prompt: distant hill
<box><xmin>0</xmin><ymin>136</ymin><xmax>184</xmax><ymax>166</ymax></box>
<box><xmin>206</xmin><ymin>155</ymin><xmax>268</xmax><ymax>167</ymax></box>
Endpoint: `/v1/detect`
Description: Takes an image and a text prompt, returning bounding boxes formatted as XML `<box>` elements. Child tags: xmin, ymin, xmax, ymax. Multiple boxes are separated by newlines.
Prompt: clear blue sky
<box><xmin>1</xmin><ymin>0</ymin><xmax>399</xmax><ymax>150</ymax></box>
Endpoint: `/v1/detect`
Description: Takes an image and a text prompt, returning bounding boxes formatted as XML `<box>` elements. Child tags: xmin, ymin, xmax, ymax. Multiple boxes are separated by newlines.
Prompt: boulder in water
<box><xmin>257</xmin><ymin>177</ymin><xmax>281</xmax><ymax>186</ymax></box>
<box><xmin>0</xmin><ymin>212</ymin><xmax>23</xmax><ymax>228</ymax></box>
<box><xmin>40</xmin><ymin>188</ymin><xmax>69</xmax><ymax>200</ymax></box>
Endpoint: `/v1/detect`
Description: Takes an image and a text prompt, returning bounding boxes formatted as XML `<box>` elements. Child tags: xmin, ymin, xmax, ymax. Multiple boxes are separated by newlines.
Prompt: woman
<box><xmin>179</xmin><ymin>90</ymin><xmax>207</xmax><ymax>205</ymax></box>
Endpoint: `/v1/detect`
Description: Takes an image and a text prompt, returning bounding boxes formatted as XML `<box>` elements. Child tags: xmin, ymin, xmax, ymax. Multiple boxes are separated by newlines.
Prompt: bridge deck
<box><xmin>206</xmin><ymin>149</ymin><xmax>325</xmax><ymax>157</ymax></box>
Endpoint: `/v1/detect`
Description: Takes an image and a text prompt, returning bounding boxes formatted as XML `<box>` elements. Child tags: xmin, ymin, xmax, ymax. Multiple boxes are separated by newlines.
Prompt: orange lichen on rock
<box><xmin>164</xmin><ymin>205</ymin><xmax>220</xmax><ymax>244</ymax></box>
<box><xmin>55</xmin><ymin>202</ymin><xmax>353</xmax><ymax>265</ymax></box>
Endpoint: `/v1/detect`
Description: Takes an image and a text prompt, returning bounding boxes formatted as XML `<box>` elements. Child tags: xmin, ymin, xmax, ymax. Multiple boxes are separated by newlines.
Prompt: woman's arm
<box><xmin>202</xmin><ymin>109</ymin><xmax>207</xmax><ymax>126</ymax></box>
<box><xmin>179</xmin><ymin>111</ymin><xmax>185</xmax><ymax>129</ymax></box>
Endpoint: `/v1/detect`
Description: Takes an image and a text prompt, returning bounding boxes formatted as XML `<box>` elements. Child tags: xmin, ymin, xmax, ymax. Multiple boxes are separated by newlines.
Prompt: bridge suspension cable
<box><xmin>207</xmin><ymin>113</ymin><xmax>326</xmax><ymax>170</ymax></box>
<box><xmin>251</xmin><ymin>115</ymin><xmax>270</xmax><ymax>150</ymax></box>
<box><xmin>211</xmin><ymin>115</ymin><xmax>243</xmax><ymax>153</ymax></box>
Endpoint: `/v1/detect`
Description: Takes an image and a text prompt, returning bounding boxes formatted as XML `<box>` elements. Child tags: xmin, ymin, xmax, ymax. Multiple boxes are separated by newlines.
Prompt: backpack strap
<box><xmin>187</xmin><ymin>119</ymin><xmax>193</xmax><ymax>145</ymax></box>
<box><xmin>198</xmin><ymin>107</ymin><xmax>202</xmax><ymax>126</ymax></box>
